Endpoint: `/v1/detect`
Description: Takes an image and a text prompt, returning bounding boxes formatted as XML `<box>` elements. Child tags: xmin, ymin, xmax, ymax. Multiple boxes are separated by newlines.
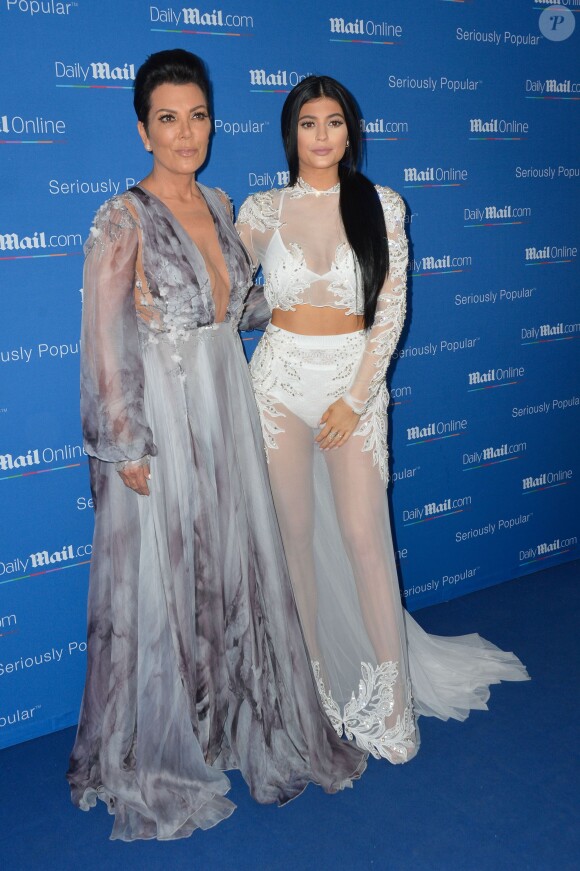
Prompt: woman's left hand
<box><xmin>316</xmin><ymin>398</ymin><xmax>361</xmax><ymax>450</ymax></box>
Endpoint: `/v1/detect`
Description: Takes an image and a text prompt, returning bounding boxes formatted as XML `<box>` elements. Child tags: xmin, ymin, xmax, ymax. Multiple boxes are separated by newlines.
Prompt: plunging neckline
<box><xmin>133</xmin><ymin>184</ymin><xmax>232</xmax><ymax>322</ymax></box>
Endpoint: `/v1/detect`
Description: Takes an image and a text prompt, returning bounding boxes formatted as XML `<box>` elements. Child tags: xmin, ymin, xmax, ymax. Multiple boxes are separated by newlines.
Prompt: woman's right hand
<box><xmin>118</xmin><ymin>462</ymin><xmax>151</xmax><ymax>496</ymax></box>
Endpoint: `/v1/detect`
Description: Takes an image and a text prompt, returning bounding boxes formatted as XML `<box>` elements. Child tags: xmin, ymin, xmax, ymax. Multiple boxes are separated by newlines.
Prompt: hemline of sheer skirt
<box><xmin>405</xmin><ymin>615</ymin><xmax>530</xmax><ymax>722</ymax></box>
<box><xmin>74</xmin><ymin>751</ymin><xmax>365</xmax><ymax>842</ymax></box>
<box><xmin>76</xmin><ymin>783</ymin><xmax>235</xmax><ymax>842</ymax></box>
<box><xmin>69</xmin><ymin>324</ymin><xmax>368</xmax><ymax>841</ymax></box>
<box><xmin>312</xmin><ymin>623</ymin><xmax>530</xmax><ymax>764</ymax></box>
<box><xmin>248</xmin><ymin>325</ymin><xmax>530</xmax><ymax>766</ymax></box>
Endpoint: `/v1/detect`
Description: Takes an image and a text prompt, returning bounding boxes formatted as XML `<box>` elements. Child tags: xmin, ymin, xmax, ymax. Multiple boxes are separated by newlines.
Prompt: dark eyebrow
<box><xmin>154</xmin><ymin>104</ymin><xmax>207</xmax><ymax>113</ymax></box>
<box><xmin>298</xmin><ymin>112</ymin><xmax>344</xmax><ymax>120</ymax></box>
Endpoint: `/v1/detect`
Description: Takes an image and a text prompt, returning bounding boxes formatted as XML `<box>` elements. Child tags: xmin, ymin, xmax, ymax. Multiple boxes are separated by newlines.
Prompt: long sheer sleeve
<box><xmin>343</xmin><ymin>188</ymin><xmax>408</xmax><ymax>414</ymax></box>
<box><xmin>81</xmin><ymin>198</ymin><xmax>157</xmax><ymax>463</ymax></box>
<box><xmin>236</xmin><ymin>201</ymin><xmax>271</xmax><ymax>331</ymax></box>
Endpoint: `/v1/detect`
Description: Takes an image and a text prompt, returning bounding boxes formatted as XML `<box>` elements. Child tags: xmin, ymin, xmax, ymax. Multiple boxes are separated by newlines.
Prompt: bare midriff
<box><xmin>271</xmin><ymin>304</ymin><xmax>364</xmax><ymax>336</ymax></box>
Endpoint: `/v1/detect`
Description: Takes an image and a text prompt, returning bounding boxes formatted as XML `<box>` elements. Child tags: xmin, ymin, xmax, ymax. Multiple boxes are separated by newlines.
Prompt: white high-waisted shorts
<box><xmin>249</xmin><ymin>323</ymin><xmax>390</xmax><ymax>481</ymax></box>
<box><xmin>249</xmin><ymin>323</ymin><xmax>366</xmax><ymax>428</ymax></box>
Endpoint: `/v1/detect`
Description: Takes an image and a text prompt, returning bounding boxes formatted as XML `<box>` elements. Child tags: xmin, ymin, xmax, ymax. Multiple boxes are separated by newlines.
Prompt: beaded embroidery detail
<box><xmin>86</xmin><ymin>198</ymin><xmax>136</xmax><ymax>253</ymax></box>
<box><xmin>249</xmin><ymin>326</ymin><xmax>389</xmax><ymax>477</ymax></box>
<box><xmin>289</xmin><ymin>177</ymin><xmax>341</xmax><ymax>198</ymax></box>
<box><xmin>238</xmin><ymin>183</ymin><xmax>407</xmax><ymax>464</ymax></box>
<box><xmin>236</xmin><ymin>189</ymin><xmax>282</xmax><ymax>234</ymax></box>
<box><xmin>312</xmin><ymin>660</ymin><xmax>417</xmax><ymax>763</ymax></box>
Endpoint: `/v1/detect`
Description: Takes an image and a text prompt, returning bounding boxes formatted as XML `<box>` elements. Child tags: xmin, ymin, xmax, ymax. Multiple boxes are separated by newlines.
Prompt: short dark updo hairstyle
<box><xmin>133</xmin><ymin>49</ymin><xmax>211</xmax><ymax>130</ymax></box>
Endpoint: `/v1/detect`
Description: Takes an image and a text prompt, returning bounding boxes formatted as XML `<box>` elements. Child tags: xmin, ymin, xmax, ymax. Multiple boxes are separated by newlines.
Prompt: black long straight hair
<box><xmin>281</xmin><ymin>75</ymin><xmax>388</xmax><ymax>329</ymax></box>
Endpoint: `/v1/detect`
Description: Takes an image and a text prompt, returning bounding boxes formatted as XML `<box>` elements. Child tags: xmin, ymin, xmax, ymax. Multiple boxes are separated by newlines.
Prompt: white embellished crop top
<box><xmin>236</xmin><ymin>178</ymin><xmax>408</xmax><ymax>414</ymax></box>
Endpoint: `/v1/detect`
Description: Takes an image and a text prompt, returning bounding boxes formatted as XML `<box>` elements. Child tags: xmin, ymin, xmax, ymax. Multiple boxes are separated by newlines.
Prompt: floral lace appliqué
<box><xmin>326</xmin><ymin>243</ymin><xmax>363</xmax><ymax>315</ymax></box>
<box><xmin>289</xmin><ymin>178</ymin><xmax>341</xmax><ymax>198</ymax></box>
<box><xmin>86</xmin><ymin>198</ymin><xmax>136</xmax><ymax>255</ymax></box>
<box><xmin>248</xmin><ymin>331</ymin><xmax>289</xmax><ymax>453</ymax></box>
<box><xmin>265</xmin><ymin>239</ymin><xmax>311</xmax><ymax>311</ymax></box>
<box><xmin>312</xmin><ymin>660</ymin><xmax>417</xmax><ymax>764</ymax></box>
<box><xmin>355</xmin><ymin>382</ymin><xmax>390</xmax><ymax>483</ymax></box>
<box><xmin>237</xmin><ymin>190</ymin><xmax>282</xmax><ymax>233</ymax></box>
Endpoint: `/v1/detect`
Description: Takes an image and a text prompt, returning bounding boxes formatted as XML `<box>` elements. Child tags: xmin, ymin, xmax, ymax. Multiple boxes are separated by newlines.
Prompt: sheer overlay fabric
<box><xmin>237</xmin><ymin>179</ymin><xmax>406</xmax><ymax>416</ymax></box>
<box><xmin>67</xmin><ymin>185</ymin><xmax>366</xmax><ymax>841</ymax></box>
<box><xmin>236</xmin><ymin>181</ymin><xmax>530</xmax><ymax>762</ymax></box>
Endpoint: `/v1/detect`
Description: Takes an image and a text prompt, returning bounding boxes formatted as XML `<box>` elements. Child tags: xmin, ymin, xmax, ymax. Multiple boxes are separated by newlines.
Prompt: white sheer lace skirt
<box><xmin>250</xmin><ymin>324</ymin><xmax>529</xmax><ymax>763</ymax></box>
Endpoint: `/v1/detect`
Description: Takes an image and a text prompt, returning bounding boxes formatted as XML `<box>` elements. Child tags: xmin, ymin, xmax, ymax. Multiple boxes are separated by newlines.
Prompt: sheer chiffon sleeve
<box><xmin>81</xmin><ymin>198</ymin><xmax>157</xmax><ymax>463</ymax></box>
<box><xmin>343</xmin><ymin>187</ymin><xmax>408</xmax><ymax>414</ymax></box>
<box><xmin>236</xmin><ymin>196</ymin><xmax>262</xmax><ymax>271</ymax></box>
<box><xmin>236</xmin><ymin>200</ymin><xmax>271</xmax><ymax>331</ymax></box>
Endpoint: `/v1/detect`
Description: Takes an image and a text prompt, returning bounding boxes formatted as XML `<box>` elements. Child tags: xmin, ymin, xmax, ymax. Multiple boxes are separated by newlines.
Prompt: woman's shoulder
<box><xmin>85</xmin><ymin>194</ymin><xmax>138</xmax><ymax>252</ymax></box>
<box><xmin>237</xmin><ymin>187</ymin><xmax>282</xmax><ymax>231</ymax></box>
<box><xmin>239</xmin><ymin>187</ymin><xmax>282</xmax><ymax>212</ymax></box>
<box><xmin>373</xmin><ymin>184</ymin><xmax>406</xmax><ymax>225</ymax></box>
<box><xmin>197</xmin><ymin>183</ymin><xmax>234</xmax><ymax>219</ymax></box>
<box><xmin>91</xmin><ymin>193</ymin><xmax>138</xmax><ymax>228</ymax></box>
<box><xmin>214</xmin><ymin>186</ymin><xmax>233</xmax><ymax>217</ymax></box>
<box><xmin>374</xmin><ymin>184</ymin><xmax>404</xmax><ymax>209</ymax></box>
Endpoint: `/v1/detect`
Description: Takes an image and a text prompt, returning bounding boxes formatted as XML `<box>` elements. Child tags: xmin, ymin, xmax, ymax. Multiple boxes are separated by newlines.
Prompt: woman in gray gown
<box><xmin>66</xmin><ymin>49</ymin><xmax>365</xmax><ymax>842</ymax></box>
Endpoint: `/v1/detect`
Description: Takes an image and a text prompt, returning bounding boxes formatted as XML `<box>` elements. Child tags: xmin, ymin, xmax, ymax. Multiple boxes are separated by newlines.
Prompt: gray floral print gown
<box><xmin>66</xmin><ymin>185</ymin><xmax>366</xmax><ymax>841</ymax></box>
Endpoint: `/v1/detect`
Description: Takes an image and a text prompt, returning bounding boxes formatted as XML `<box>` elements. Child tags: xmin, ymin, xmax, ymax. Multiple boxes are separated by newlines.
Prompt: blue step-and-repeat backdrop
<box><xmin>0</xmin><ymin>1</ymin><xmax>578</xmax><ymax>748</ymax></box>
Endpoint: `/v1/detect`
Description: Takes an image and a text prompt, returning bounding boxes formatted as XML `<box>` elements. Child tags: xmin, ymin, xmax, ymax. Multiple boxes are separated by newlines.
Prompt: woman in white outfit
<box><xmin>236</xmin><ymin>75</ymin><xmax>529</xmax><ymax>764</ymax></box>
